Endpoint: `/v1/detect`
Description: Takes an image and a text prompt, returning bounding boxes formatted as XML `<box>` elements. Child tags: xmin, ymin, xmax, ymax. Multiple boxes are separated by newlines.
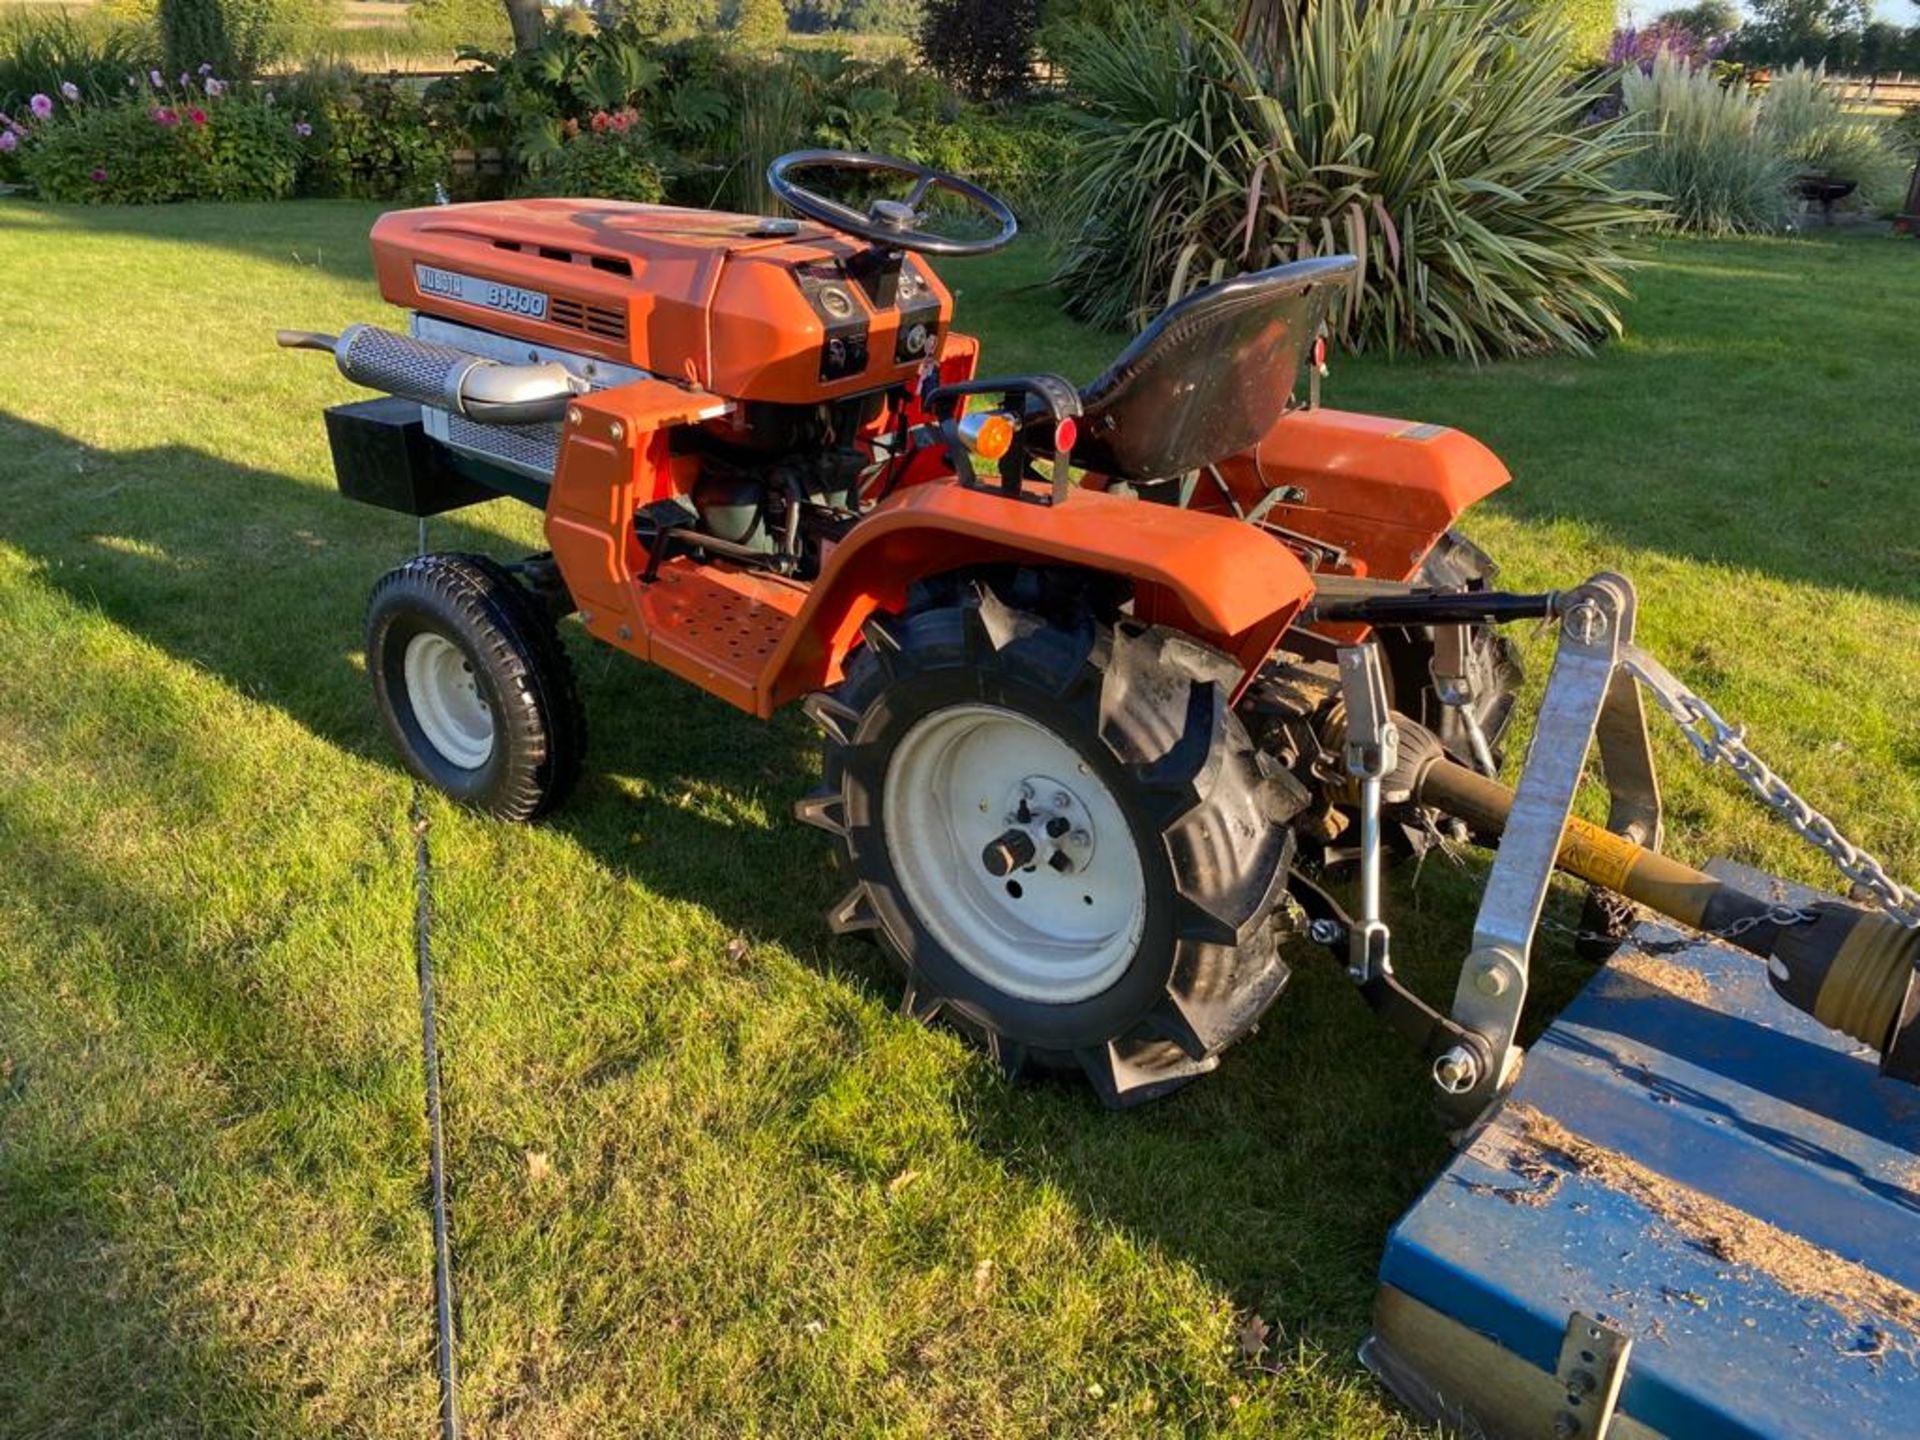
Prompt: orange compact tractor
<box><xmin>291</xmin><ymin>153</ymin><xmax>1920</xmax><ymax>1434</ymax></box>
<box><xmin>283</xmin><ymin>150</ymin><xmax>1918</xmax><ymax>1119</ymax></box>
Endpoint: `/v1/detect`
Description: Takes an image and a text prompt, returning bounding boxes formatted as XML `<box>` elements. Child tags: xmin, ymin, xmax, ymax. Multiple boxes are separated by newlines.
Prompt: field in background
<box><xmin>0</xmin><ymin>199</ymin><xmax>1916</xmax><ymax>1437</ymax></box>
<box><xmin>0</xmin><ymin>0</ymin><xmax>915</xmax><ymax>70</ymax></box>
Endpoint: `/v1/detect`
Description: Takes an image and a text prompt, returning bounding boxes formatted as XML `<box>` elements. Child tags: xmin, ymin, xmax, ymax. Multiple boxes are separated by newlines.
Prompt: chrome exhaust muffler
<box><xmin>277</xmin><ymin>325</ymin><xmax>583</xmax><ymax>426</ymax></box>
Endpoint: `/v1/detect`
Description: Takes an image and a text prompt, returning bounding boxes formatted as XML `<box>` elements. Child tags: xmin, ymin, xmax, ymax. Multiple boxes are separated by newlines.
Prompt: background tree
<box><xmin>501</xmin><ymin>0</ymin><xmax>544</xmax><ymax>51</ymax></box>
<box><xmin>1658</xmin><ymin>0</ymin><xmax>1738</xmax><ymax>37</ymax></box>
<box><xmin>918</xmin><ymin>0</ymin><xmax>1038</xmax><ymax>98</ymax></box>
<box><xmin>158</xmin><ymin>0</ymin><xmax>235</xmax><ymax>75</ymax></box>
<box><xmin>732</xmin><ymin>0</ymin><xmax>787</xmax><ymax>48</ymax></box>
<box><xmin>158</xmin><ymin>0</ymin><xmax>332</xmax><ymax>77</ymax></box>
<box><xmin>1726</xmin><ymin>0</ymin><xmax>1872</xmax><ymax>66</ymax></box>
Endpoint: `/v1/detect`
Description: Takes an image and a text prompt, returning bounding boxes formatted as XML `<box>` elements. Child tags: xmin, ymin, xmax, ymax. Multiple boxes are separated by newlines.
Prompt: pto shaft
<box><xmin>1409</xmin><ymin>754</ymin><xmax>1920</xmax><ymax>1083</ymax></box>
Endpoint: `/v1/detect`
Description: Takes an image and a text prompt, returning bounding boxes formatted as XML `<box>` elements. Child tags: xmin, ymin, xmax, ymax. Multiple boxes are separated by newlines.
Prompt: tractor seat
<box><xmin>1067</xmin><ymin>255</ymin><xmax>1357</xmax><ymax>484</ymax></box>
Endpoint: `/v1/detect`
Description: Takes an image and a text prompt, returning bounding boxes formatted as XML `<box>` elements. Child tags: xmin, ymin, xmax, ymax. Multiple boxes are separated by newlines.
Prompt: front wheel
<box><xmin>366</xmin><ymin>552</ymin><xmax>585</xmax><ymax>821</ymax></box>
<box><xmin>798</xmin><ymin>576</ymin><xmax>1299</xmax><ymax>1107</ymax></box>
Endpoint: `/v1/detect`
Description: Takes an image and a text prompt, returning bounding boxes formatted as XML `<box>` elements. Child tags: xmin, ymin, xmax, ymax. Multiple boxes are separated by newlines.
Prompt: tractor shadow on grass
<box><xmin>0</xmin><ymin>412</ymin><xmax>1594</xmax><ymax>1399</ymax></box>
<box><xmin>0</xmin><ymin>785</ymin><xmax>440</xmax><ymax>1437</ymax></box>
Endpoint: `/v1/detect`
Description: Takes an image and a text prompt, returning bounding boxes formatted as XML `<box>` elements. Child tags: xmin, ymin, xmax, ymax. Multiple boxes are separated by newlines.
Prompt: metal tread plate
<box><xmin>1371</xmin><ymin>861</ymin><xmax>1920</xmax><ymax>1439</ymax></box>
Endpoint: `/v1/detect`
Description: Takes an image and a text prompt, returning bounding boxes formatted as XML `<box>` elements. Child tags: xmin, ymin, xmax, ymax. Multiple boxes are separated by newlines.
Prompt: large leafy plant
<box><xmin>1051</xmin><ymin>2</ymin><xmax>1654</xmax><ymax>358</ymax></box>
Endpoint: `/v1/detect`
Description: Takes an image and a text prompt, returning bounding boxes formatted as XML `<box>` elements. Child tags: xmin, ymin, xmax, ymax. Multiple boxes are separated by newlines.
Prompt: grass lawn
<box><xmin>1</xmin><ymin>199</ymin><xmax>1916</xmax><ymax>1438</ymax></box>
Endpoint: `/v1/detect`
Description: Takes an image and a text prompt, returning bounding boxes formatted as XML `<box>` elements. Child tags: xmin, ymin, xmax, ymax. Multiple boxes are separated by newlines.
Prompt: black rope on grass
<box><xmin>411</xmin><ymin>514</ymin><xmax>463</xmax><ymax>1440</ymax></box>
<box><xmin>414</xmin><ymin>782</ymin><xmax>463</xmax><ymax>1440</ymax></box>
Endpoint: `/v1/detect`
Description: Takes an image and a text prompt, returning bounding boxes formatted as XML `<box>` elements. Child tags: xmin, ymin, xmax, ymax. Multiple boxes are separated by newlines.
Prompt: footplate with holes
<box><xmin>1364</xmin><ymin>861</ymin><xmax>1920</xmax><ymax>1438</ymax></box>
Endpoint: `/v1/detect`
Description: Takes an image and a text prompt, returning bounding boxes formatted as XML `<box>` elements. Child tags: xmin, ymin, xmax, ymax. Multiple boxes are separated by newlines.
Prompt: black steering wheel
<box><xmin>766</xmin><ymin>149</ymin><xmax>1018</xmax><ymax>257</ymax></box>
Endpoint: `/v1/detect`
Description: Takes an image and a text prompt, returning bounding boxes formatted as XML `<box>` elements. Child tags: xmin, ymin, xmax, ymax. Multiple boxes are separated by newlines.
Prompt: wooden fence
<box><xmin>1827</xmin><ymin>74</ymin><xmax>1920</xmax><ymax>113</ymax></box>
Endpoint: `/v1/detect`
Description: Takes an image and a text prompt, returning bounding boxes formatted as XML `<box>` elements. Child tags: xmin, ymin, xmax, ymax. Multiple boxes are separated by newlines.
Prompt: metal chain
<box><xmin>1544</xmin><ymin>901</ymin><xmax>1818</xmax><ymax>955</ymax></box>
<box><xmin>1621</xmin><ymin>644</ymin><xmax>1920</xmax><ymax>930</ymax></box>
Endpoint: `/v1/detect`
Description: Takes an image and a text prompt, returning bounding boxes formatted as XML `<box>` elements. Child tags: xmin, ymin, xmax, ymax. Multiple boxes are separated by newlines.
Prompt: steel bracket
<box><xmin>1338</xmin><ymin>643</ymin><xmax>1398</xmax><ymax>984</ymax></box>
<box><xmin>1552</xmin><ymin>1312</ymin><xmax>1631</xmax><ymax>1440</ymax></box>
<box><xmin>1442</xmin><ymin>574</ymin><xmax>1639</xmax><ymax>1118</ymax></box>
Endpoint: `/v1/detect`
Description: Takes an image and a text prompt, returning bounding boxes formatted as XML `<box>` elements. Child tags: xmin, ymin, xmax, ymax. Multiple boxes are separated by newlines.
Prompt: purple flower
<box><xmin>204</xmin><ymin>77</ymin><xmax>225</xmax><ymax>97</ymax></box>
<box><xmin>0</xmin><ymin>131</ymin><xmax>15</xmax><ymax>154</ymax></box>
<box><xmin>1607</xmin><ymin>20</ymin><xmax>1728</xmax><ymax>74</ymax></box>
<box><xmin>198</xmin><ymin>62</ymin><xmax>213</xmax><ymax>75</ymax></box>
<box><xmin>60</xmin><ymin>81</ymin><xmax>81</xmax><ymax>103</ymax></box>
<box><xmin>149</xmin><ymin>69</ymin><xmax>163</xmax><ymax>87</ymax></box>
<box><xmin>90</xmin><ymin>166</ymin><xmax>107</xmax><ymax>182</ymax></box>
<box><xmin>179</xmin><ymin>72</ymin><xmax>191</xmax><ymax>87</ymax></box>
<box><xmin>293</xmin><ymin>120</ymin><xmax>313</xmax><ymax>139</ymax></box>
<box><xmin>29</xmin><ymin>93</ymin><xmax>53</xmax><ymax>120</ymax></box>
<box><xmin>152</xmin><ymin>106</ymin><xmax>179</xmax><ymax>127</ymax></box>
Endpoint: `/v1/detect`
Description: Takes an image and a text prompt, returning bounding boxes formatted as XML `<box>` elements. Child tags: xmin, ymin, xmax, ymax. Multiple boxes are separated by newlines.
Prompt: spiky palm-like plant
<box><xmin>1054</xmin><ymin>1</ymin><xmax>1655</xmax><ymax>358</ymax></box>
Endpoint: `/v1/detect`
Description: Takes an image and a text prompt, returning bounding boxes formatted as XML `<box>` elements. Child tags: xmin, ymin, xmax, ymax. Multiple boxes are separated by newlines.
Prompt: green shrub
<box><xmin>909</xmin><ymin>103</ymin><xmax>1078</xmax><ymax>224</ymax></box>
<box><xmin>23</xmin><ymin>88</ymin><xmax>300</xmax><ymax>201</ymax></box>
<box><xmin>1619</xmin><ymin>53</ymin><xmax>1795</xmax><ymax>235</ymax></box>
<box><xmin>288</xmin><ymin>69</ymin><xmax>453</xmax><ymax>201</ymax></box>
<box><xmin>527</xmin><ymin>123</ymin><xmax>667</xmax><ymax>200</ymax></box>
<box><xmin>1052</xmin><ymin>2</ymin><xmax>1653</xmax><ymax>358</ymax></box>
<box><xmin>1759</xmin><ymin>62</ymin><xmax>1908</xmax><ymax>212</ymax></box>
<box><xmin>1891</xmin><ymin>105</ymin><xmax>1920</xmax><ymax>159</ymax></box>
<box><xmin>731</xmin><ymin>0</ymin><xmax>787</xmax><ymax>50</ymax></box>
<box><xmin>156</xmin><ymin>0</ymin><xmax>333</xmax><ymax>80</ymax></box>
<box><xmin>1527</xmin><ymin>0</ymin><xmax>1616</xmax><ymax>64</ymax></box>
<box><xmin>434</xmin><ymin>22</ymin><xmax>1057</xmax><ymax>220</ymax></box>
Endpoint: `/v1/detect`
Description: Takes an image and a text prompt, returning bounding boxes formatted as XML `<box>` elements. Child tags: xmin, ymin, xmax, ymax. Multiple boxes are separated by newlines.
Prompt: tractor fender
<box><xmin>1212</xmin><ymin>408</ymin><xmax>1511</xmax><ymax>583</ymax></box>
<box><xmin>759</xmin><ymin>482</ymin><xmax>1314</xmax><ymax>714</ymax></box>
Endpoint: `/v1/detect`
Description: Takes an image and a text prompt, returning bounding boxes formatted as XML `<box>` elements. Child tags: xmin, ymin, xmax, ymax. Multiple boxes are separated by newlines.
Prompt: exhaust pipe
<box><xmin>277</xmin><ymin>324</ymin><xmax>581</xmax><ymax>426</ymax></box>
<box><xmin>1405</xmin><ymin>744</ymin><xmax>1920</xmax><ymax>1084</ymax></box>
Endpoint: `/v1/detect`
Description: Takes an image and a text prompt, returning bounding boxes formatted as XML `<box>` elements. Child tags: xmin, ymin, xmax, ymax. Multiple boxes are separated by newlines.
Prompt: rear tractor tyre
<box><xmin>1382</xmin><ymin>528</ymin><xmax>1524</xmax><ymax>770</ymax></box>
<box><xmin>798</xmin><ymin>577</ymin><xmax>1300</xmax><ymax>1107</ymax></box>
<box><xmin>366</xmin><ymin>552</ymin><xmax>585</xmax><ymax>821</ymax></box>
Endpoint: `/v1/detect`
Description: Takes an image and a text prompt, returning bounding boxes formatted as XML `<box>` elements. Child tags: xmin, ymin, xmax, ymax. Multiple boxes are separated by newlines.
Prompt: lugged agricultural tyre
<box><xmin>366</xmin><ymin>552</ymin><xmax>585</xmax><ymax>821</ymax></box>
<box><xmin>797</xmin><ymin>575</ymin><xmax>1299</xmax><ymax>1107</ymax></box>
<box><xmin>1381</xmin><ymin>529</ymin><xmax>1524</xmax><ymax>769</ymax></box>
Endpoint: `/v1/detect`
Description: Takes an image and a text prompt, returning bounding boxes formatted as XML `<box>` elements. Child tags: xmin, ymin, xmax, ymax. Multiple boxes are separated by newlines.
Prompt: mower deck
<box><xmin>1366</xmin><ymin>861</ymin><xmax>1920</xmax><ymax>1439</ymax></box>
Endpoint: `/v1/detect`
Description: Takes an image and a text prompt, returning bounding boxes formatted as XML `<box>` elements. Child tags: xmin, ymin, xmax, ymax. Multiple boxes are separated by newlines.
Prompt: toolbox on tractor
<box><xmin>284</xmin><ymin>148</ymin><xmax>1920</xmax><ymax>1433</ymax></box>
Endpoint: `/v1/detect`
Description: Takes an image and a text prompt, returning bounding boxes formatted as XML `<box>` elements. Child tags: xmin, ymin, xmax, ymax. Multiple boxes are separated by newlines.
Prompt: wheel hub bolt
<box><xmin>983</xmin><ymin>828</ymin><xmax>1037</xmax><ymax>878</ymax></box>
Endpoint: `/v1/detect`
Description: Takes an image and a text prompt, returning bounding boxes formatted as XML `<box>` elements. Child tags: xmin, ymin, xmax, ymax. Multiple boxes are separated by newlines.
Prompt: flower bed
<box><xmin>5</xmin><ymin>67</ymin><xmax>306</xmax><ymax>202</ymax></box>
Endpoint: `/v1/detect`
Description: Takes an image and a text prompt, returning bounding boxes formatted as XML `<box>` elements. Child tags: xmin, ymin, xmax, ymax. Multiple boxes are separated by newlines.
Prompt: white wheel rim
<box><xmin>403</xmin><ymin>632</ymin><xmax>495</xmax><ymax>770</ymax></box>
<box><xmin>882</xmin><ymin>704</ymin><xmax>1147</xmax><ymax>1005</ymax></box>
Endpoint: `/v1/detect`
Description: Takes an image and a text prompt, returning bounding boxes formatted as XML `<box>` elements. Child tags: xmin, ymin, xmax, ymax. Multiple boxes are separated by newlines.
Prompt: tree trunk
<box><xmin>503</xmin><ymin>0</ymin><xmax>545</xmax><ymax>51</ymax></box>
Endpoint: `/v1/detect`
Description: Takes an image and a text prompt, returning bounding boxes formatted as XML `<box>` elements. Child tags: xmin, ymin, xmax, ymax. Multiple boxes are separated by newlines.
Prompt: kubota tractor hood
<box><xmin>370</xmin><ymin>199</ymin><xmax>953</xmax><ymax>404</ymax></box>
